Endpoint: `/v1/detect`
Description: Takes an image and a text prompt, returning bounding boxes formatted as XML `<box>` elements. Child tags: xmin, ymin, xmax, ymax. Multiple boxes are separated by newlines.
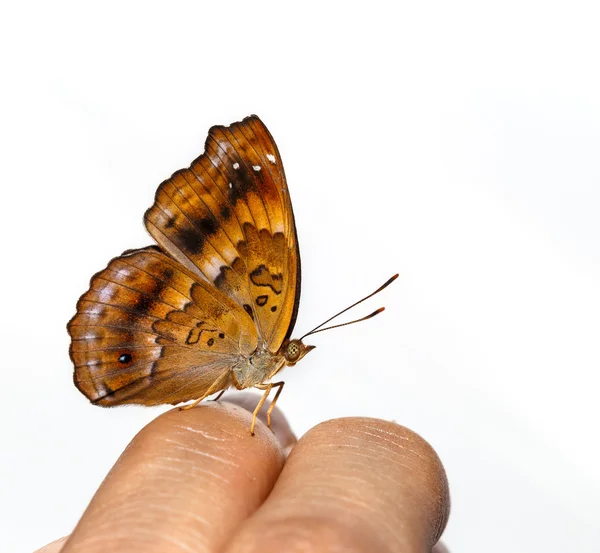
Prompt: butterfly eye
<box><xmin>286</xmin><ymin>341</ymin><xmax>300</xmax><ymax>361</ymax></box>
<box><xmin>118</xmin><ymin>353</ymin><xmax>132</xmax><ymax>364</ymax></box>
<box><xmin>283</xmin><ymin>339</ymin><xmax>315</xmax><ymax>366</ymax></box>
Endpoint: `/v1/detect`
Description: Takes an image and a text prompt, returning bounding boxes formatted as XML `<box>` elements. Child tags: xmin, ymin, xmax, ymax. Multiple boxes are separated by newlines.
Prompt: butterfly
<box><xmin>68</xmin><ymin>115</ymin><xmax>396</xmax><ymax>434</ymax></box>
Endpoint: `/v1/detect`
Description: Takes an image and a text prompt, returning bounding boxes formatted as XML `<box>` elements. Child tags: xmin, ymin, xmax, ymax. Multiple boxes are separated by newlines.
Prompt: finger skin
<box><xmin>34</xmin><ymin>536</ymin><xmax>68</xmax><ymax>552</ymax></box>
<box><xmin>61</xmin><ymin>401</ymin><xmax>287</xmax><ymax>553</ymax></box>
<box><xmin>222</xmin><ymin>418</ymin><xmax>450</xmax><ymax>553</ymax></box>
<box><xmin>36</xmin><ymin>534</ymin><xmax>451</xmax><ymax>553</ymax></box>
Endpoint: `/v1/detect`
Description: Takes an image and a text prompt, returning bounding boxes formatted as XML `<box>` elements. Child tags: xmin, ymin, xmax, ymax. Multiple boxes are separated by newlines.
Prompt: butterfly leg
<box><xmin>251</xmin><ymin>381</ymin><xmax>285</xmax><ymax>434</ymax></box>
<box><xmin>210</xmin><ymin>390</ymin><xmax>226</xmax><ymax>402</ymax></box>
<box><xmin>250</xmin><ymin>383</ymin><xmax>274</xmax><ymax>436</ymax></box>
<box><xmin>265</xmin><ymin>382</ymin><xmax>285</xmax><ymax>430</ymax></box>
<box><xmin>250</xmin><ymin>384</ymin><xmax>272</xmax><ymax>436</ymax></box>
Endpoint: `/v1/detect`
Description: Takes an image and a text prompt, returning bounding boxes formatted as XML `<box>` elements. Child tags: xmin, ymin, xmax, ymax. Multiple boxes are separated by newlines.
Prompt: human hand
<box><xmin>36</xmin><ymin>396</ymin><xmax>450</xmax><ymax>552</ymax></box>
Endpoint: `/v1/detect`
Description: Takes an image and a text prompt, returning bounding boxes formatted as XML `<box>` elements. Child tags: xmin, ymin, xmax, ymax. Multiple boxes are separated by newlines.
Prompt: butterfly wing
<box><xmin>68</xmin><ymin>247</ymin><xmax>258</xmax><ymax>406</ymax></box>
<box><xmin>144</xmin><ymin>115</ymin><xmax>301</xmax><ymax>351</ymax></box>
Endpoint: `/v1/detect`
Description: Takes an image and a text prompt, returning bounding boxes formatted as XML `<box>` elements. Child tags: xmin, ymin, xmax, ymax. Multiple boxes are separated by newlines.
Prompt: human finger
<box><xmin>61</xmin><ymin>401</ymin><xmax>288</xmax><ymax>553</ymax></box>
<box><xmin>222</xmin><ymin>417</ymin><xmax>450</xmax><ymax>553</ymax></box>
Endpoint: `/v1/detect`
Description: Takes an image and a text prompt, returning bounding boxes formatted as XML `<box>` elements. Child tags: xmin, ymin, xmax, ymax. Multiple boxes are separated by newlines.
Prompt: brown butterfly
<box><xmin>68</xmin><ymin>115</ymin><xmax>396</xmax><ymax>434</ymax></box>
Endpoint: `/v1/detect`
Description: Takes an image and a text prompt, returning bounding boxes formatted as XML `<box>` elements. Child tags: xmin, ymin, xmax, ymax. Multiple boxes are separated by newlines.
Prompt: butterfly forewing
<box><xmin>144</xmin><ymin>115</ymin><xmax>300</xmax><ymax>350</ymax></box>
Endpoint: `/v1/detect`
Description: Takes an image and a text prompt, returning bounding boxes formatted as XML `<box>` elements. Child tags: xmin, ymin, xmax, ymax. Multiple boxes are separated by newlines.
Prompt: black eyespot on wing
<box><xmin>228</xmin><ymin>163</ymin><xmax>258</xmax><ymax>204</ymax></box>
<box><xmin>132</xmin><ymin>294</ymin><xmax>154</xmax><ymax>313</ymax></box>
<box><xmin>207</xmin><ymin>338</ymin><xmax>215</xmax><ymax>347</ymax></box>
<box><xmin>198</xmin><ymin>217</ymin><xmax>217</xmax><ymax>235</ymax></box>
<box><xmin>219</xmin><ymin>332</ymin><xmax>225</xmax><ymax>339</ymax></box>
<box><xmin>178</xmin><ymin>227</ymin><xmax>205</xmax><ymax>255</ymax></box>
<box><xmin>118</xmin><ymin>353</ymin><xmax>132</xmax><ymax>364</ymax></box>
<box><xmin>271</xmin><ymin>305</ymin><xmax>277</xmax><ymax>312</ymax></box>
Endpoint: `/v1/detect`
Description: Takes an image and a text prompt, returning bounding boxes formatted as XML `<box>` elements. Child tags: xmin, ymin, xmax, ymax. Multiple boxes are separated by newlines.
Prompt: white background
<box><xmin>1</xmin><ymin>1</ymin><xmax>599</xmax><ymax>551</ymax></box>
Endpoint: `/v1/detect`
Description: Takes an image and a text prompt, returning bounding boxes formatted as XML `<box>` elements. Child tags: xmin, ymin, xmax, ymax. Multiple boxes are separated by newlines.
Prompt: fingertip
<box><xmin>307</xmin><ymin>417</ymin><xmax>450</xmax><ymax>543</ymax></box>
<box><xmin>65</xmin><ymin>399</ymin><xmax>287</xmax><ymax>552</ymax></box>
<box><xmin>223</xmin><ymin>416</ymin><xmax>450</xmax><ymax>553</ymax></box>
<box><xmin>154</xmin><ymin>395</ymin><xmax>293</xmax><ymax>455</ymax></box>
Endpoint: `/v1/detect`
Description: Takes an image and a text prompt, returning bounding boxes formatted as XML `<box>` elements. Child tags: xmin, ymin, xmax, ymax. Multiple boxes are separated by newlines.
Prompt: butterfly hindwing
<box><xmin>144</xmin><ymin>115</ymin><xmax>301</xmax><ymax>351</ymax></box>
<box><xmin>68</xmin><ymin>247</ymin><xmax>258</xmax><ymax>406</ymax></box>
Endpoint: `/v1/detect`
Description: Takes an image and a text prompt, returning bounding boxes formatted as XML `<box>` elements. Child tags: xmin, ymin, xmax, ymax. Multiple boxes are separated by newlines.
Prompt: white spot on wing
<box><xmin>204</xmin><ymin>263</ymin><xmax>223</xmax><ymax>282</ymax></box>
<box><xmin>222</xmin><ymin>248</ymin><xmax>238</xmax><ymax>263</ymax></box>
<box><xmin>98</xmin><ymin>288</ymin><xmax>115</xmax><ymax>302</ymax></box>
<box><xmin>228</xmin><ymin>182</ymin><xmax>233</xmax><ymax>189</ymax></box>
<box><xmin>233</xmin><ymin>162</ymin><xmax>239</xmax><ymax>169</ymax></box>
<box><xmin>252</xmin><ymin>165</ymin><xmax>261</xmax><ymax>172</ymax></box>
<box><xmin>266</xmin><ymin>153</ymin><xmax>276</xmax><ymax>164</ymax></box>
<box><xmin>114</xmin><ymin>267</ymin><xmax>131</xmax><ymax>278</ymax></box>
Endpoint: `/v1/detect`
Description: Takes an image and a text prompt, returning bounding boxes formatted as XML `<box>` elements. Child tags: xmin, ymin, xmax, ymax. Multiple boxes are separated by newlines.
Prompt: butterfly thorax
<box><xmin>232</xmin><ymin>345</ymin><xmax>286</xmax><ymax>389</ymax></box>
<box><xmin>231</xmin><ymin>338</ymin><xmax>315</xmax><ymax>390</ymax></box>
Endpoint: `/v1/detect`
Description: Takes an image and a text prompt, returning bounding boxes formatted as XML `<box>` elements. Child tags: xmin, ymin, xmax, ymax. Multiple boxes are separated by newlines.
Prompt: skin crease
<box><xmin>35</xmin><ymin>395</ymin><xmax>450</xmax><ymax>553</ymax></box>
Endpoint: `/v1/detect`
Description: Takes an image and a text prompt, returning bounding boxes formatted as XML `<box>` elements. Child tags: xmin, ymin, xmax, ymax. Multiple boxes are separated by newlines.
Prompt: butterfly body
<box><xmin>232</xmin><ymin>347</ymin><xmax>283</xmax><ymax>389</ymax></box>
<box><xmin>231</xmin><ymin>339</ymin><xmax>313</xmax><ymax>389</ymax></box>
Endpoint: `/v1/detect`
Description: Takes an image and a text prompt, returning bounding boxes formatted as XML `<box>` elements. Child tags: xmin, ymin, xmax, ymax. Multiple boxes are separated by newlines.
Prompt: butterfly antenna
<box><xmin>300</xmin><ymin>274</ymin><xmax>398</xmax><ymax>340</ymax></box>
<box><xmin>301</xmin><ymin>308</ymin><xmax>386</xmax><ymax>337</ymax></box>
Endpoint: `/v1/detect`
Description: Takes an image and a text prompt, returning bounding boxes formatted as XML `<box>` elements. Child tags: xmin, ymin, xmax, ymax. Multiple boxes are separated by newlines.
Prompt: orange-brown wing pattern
<box><xmin>68</xmin><ymin>247</ymin><xmax>257</xmax><ymax>406</ymax></box>
<box><xmin>144</xmin><ymin>116</ymin><xmax>301</xmax><ymax>351</ymax></box>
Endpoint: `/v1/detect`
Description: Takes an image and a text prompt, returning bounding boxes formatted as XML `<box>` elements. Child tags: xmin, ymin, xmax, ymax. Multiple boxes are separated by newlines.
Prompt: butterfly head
<box><xmin>281</xmin><ymin>339</ymin><xmax>315</xmax><ymax>367</ymax></box>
